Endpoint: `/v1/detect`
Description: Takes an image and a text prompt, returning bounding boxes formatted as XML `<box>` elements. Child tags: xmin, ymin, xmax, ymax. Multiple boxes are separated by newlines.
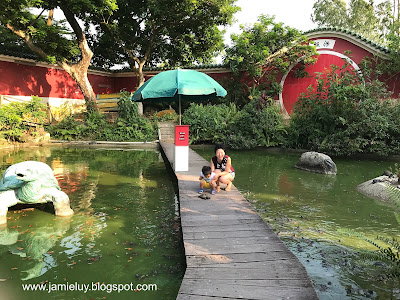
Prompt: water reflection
<box><xmin>0</xmin><ymin>147</ymin><xmax>185</xmax><ymax>300</ymax></box>
<box><xmin>0</xmin><ymin>214</ymin><xmax>72</xmax><ymax>281</ymax></box>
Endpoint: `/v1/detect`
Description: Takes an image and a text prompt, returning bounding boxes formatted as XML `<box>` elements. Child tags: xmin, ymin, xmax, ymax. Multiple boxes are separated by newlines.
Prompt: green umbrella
<box><xmin>132</xmin><ymin>69</ymin><xmax>227</xmax><ymax>124</ymax></box>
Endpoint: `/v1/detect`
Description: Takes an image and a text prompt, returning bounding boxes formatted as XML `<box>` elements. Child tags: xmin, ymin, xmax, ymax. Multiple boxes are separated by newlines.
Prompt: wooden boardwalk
<box><xmin>160</xmin><ymin>142</ymin><xmax>318</xmax><ymax>300</ymax></box>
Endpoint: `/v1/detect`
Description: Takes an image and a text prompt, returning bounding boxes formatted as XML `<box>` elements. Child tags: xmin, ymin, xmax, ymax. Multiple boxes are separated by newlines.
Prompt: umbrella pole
<box><xmin>179</xmin><ymin>94</ymin><xmax>182</xmax><ymax>125</ymax></box>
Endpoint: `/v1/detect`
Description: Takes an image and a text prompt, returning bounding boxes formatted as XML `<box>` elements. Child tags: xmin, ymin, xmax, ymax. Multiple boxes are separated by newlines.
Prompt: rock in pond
<box><xmin>295</xmin><ymin>152</ymin><xmax>337</xmax><ymax>175</ymax></box>
<box><xmin>357</xmin><ymin>174</ymin><xmax>400</xmax><ymax>202</ymax></box>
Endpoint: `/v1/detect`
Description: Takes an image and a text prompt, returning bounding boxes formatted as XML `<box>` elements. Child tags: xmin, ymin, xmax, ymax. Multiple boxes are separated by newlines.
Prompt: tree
<box><xmin>0</xmin><ymin>1</ymin><xmax>118</xmax><ymax>111</ymax></box>
<box><xmin>312</xmin><ymin>0</ymin><xmax>400</xmax><ymax>77</ymax></box>
<box><xmin>90</xmin><ymin>0</ymin><xmax>239</xmax><ymax>87</ymax></box>
<box><xmin>311</xmin><ymin>0</ymin><xmax>389</xmax><ymax>45</ymax></box>
<box><xmin>224</xmin><ymin>15</ymin><xmax>318</xmax><ymax>103</ymax></box>
<box><xmin>311</xmin><ymin>0</ymin><xmax>348</xmax><ymax>29</ymax></box>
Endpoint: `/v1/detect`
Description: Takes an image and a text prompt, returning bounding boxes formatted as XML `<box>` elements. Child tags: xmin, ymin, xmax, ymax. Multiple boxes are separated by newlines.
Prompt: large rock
<box><xmin>295</xmin><ymin>151</ymin><xmax>337</xmax><ymax>175</ymax></box>
<box><xmin>357</xmin><ymin>174</ymin><xmax>400</xmax><ymax>202</ymax></box>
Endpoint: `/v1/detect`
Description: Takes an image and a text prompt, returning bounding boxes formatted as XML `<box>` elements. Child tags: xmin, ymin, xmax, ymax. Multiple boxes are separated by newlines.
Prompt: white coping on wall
<box><xmin>0</xmin><ymin>54</ymin><xmax>230</xmax><ymax>77</ymax></box>
<box><xmin>306</xmin><ymin>30</ymin><xmax>389</xmax><ymax>58</ymax></box>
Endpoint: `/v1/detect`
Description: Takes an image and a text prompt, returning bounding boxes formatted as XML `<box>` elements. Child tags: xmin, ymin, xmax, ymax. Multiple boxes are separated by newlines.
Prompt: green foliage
<box><xmin>226</xmin><ymin>96</ymin><xmax>286</xmax><ymax>149</ymax></box>
<box><xmin>90</xmin><ymin>0</ymin><xmax>239</xmax><ymax>84</ymax></box>
<box><xmin>47</xmin><ymin>92</ymin><xmax>157</xmax><ymax>142</ymax></box>
<box><xmin>389</xmin><ymin>163</ymin><xmax>400</xmax><ymax>178</ymax></box>
<box><xmin>117</xmin><ymin>91</ymin><xmax>139</xmax><ymax>123</ymax></box>
<box><xmin>286</xmin><ymin>60</ymin><xmax>400</xmax><ymax>156</ymax></box>
<box><xmin>217</xmin><ymin>74</ymin><xmax>249</xmax><ymax>107</ymax></box>
<box><xmin>181</xmin><ymin>96</ymin><xmax>286</xmax><ymax>149</ymax></box>
<box><xmin>182</xmin><ymin>103</ymin><xmax>238</xmax><ymax>144</ymax></box>
<box><xmin>224</xmin><ymin>14</ymin><xmax>318</xmax><ymax>99</ymax></box>
<box><xmin>47</xmin><ymin>115</ymin><xmax>85</xmax><ymax>141</ymax></box>
<box><xmin>339</xmin><ymin>227</ymin><xmax>400</xmax><ymax>282</ymax></box>
<box><xmin>152</xmin><ymin>110</ymin><xmax>177</xmax><ymax>122</ymax></box>
<box><xmin>0</xmin><ymin>1</ymin><xmax>119</xmax><ymax>109</ymax></box>
<box><xmin>0</xmin><ymin>97</ymin><xmax>47</xmax><ymax>142</ymax></box>
<box><xmin>312</xmin><ymin>0</ymin><xmax>386</xmax><ymax>44</ymax></box>
<box><xmin>311</xmin><ymin>0</ymin><xmax>400</xmax><ymax>78</ymax></box>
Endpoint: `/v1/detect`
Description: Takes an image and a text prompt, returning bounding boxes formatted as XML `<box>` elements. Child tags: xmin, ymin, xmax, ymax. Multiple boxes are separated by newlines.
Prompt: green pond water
<box><xmin>195</xmin><ymin>148</ymin><xmax>400</xmax><ymax>300</ymax></box>
<box><xmin>0</xmin><ymin>147</ymin><xmax>185</xmax><ymax>300</ymax></box>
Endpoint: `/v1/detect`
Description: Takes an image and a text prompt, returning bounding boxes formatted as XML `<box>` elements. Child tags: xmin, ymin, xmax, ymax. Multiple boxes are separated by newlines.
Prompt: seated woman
<box><xmin>210</xmin><ymin>144</ymin><xmax>235</xmax><ymax>192</ymax></box>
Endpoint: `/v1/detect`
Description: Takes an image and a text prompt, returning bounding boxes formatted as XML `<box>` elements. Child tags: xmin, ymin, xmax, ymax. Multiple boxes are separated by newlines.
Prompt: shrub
<box><xmin>286</xmin><ymin>61</ymin><xmax>399</xmax><ymax>156</ymax></box>
<box><xmin>47</xmin><ymin>91</ymin><xmax>157</xmax><ymax>142</ymax></box>
<box><xmin>182</xmin><ymin>103</ymin><xmax>239</xmax><ymax>144</ymax></box>
<box><xmin>154</xmin><ymin>109</ymin><xmax>177</xmax><ymax>122</ymax></box>
<box><xmin>47</xmin><ymin>115</ymin><xmax>85</xmax><ymax>141</ymax></box>
<box><xmin>181</xmin><ymin>95</ymin><xmax>286</xmax><ymax>149</ymax></box>
<box><xmin>0</xmin><ymin>96</ymin><xmax>47</xmax><ymax>142</ymax></box>
<box><xmin>224</xmin><ymin>95</ymin><xmax>286</xmax><ymax>149</ymax></box>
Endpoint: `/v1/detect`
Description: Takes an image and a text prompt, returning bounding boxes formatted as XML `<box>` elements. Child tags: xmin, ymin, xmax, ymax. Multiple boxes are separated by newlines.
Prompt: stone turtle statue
<box><xmin>295</xmin><ymin>151</ymin><xmax>337</xmax><ymax>175</ymax></box>
<box><xmin>0</xmin><ymin>161</ymin><xmax>73</xmax><ymax>225</ymax></box>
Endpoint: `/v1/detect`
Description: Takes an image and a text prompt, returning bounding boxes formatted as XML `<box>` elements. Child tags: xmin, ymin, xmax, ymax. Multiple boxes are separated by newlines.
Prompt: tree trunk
<box><xmin>137</xmin><ymin>62</ymin><xmax>146</xmax><ymax>88</ymax></box>
<box><xmin>68</xmin><ymin>65</ymin><xmax>98</xmax><ymax>112</ymax></box>
<box><xmin>7</xmin><ymin>9</ymin><xmax>99</xmax><ymax>112</ymax></box>
<box><xmin>60</xmin><ymin>5</ymin><xmax>99</xmax><ymax>112</ymax></box>
<box><xmin>47</xmin><ymin>9</ymin><xmax>54</xmax><ymax>26</ymax></box>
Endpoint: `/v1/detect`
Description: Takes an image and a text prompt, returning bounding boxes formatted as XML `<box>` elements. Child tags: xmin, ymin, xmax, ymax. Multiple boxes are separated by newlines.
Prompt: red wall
<box><xmin>281</xmin><ymin>37</ymin><xmax>376</xmax><ymax>114</ymax></box>
<box><xmin>0</xmin><ymin>60</ymin><xmax>117</xmax><ymax>98</ymax></box>
<box><xmin>1</xmin><ymin>33</ymin><xmax>399</xmax><ymax>112</ymax></box>
<box><xmin>282</xmin><ymin>54</ymin><xmax>357</xmax><ymax>114</ymax></box>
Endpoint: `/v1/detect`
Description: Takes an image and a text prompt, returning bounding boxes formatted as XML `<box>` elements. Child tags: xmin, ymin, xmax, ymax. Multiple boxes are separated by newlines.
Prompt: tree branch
<box><xmin>47</xmin><ymin>9</ymin><xmax>54</xmax><ymax>26</ymax></box>
<box><xmin>27</xmin><ymin>9</ymin><xmax>45</xmax><ymax>27</ymax></box>
<box><xmin>100</xmin><ymin>21</ymin><xmax>141</xmax><ymax>66</ymax></box>
<box><xmin>59</xmin><ymin>4</ymin><xmax>92</xmax><ymax>70</ymax></box>
<box><xmin>6</xmin><ymin>23</ymin><xmax>48</xmax><ymax>60</ymax></box>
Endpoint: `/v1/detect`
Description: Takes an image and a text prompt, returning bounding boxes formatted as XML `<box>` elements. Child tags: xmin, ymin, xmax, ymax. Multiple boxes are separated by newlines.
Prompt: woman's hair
<box><xmin>214</xmin><ymin>144</ymin><xmax>226</xmax><ymax>154</ymax></box>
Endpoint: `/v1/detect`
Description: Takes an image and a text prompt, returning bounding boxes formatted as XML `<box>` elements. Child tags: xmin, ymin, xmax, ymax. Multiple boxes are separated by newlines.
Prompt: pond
<box><xmin>194</xmin><ymin>147</ymin><xmax>400</xmax><ymax>300</ymax></box>
<box><xmin>0</xmin><ymin>146</ymin><xmax>185</xmax><ymax>300</ymax></box>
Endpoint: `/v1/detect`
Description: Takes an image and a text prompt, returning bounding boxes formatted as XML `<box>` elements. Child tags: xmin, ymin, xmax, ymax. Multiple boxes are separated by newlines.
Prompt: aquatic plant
<box><xmin>339</xmin><ymin>183</ymin><xmax>400</xmax><ymax>291</ymax></box>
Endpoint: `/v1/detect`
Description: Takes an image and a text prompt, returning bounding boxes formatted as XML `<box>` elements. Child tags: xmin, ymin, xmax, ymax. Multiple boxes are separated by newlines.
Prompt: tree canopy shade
<box><xmin>224</xmin><ymin>15</ymin><xmax>318</xmax><ymax>101</ymax></box>
<box><xmin>90</xmin><ymin>0</ymin><xmax>239</xmax><ymax>86</ymax></box>
<box><xmin>0</xmin><ymin>0</ymin><xmax>118</xmax><ymax>111</ymax></box>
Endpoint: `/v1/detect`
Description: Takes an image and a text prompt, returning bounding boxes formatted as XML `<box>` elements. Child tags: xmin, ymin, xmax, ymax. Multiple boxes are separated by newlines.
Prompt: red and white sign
<box><xmin>174</xmin><ymin>125</ymin><xmax>190</xmax><ymax>172</ymax></box>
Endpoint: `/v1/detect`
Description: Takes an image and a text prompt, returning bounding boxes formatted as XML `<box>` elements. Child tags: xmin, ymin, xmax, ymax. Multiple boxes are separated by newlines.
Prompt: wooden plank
<box><xmin>97</xmin><ymin>93</ymin><xmax>121</xmax><ymax>99</ymax></box>
<box><xmin>97</xmin><ymin>99</ymin><xmax>120</xmax><ymax>103</ymax></box>
<box><xmin>181</xmin><ymin>222</ymin><xmax>273</xmax><ymax>233</ymax></box>
<box><xmin>183</xmin><ymin>242</ymin><xmax>291</xmax><ymax>256</ymax></box>
<box><xmin>177</xmin><ymin>295</ymin><xmax>232</xmax><ymax>300</ymax></box>
<box><xmin>98</xmin><ymin>103</ymin><xmax>119</xmax><ymax>108</ymax></box>
<box><xmin>183</xmin><ymin>236</ymin><xmax>280</xmax><ymax>246</ymax></box>
<box><xmin>180</xmin><ymin>278</ymin><xmax>314</xmax><ymax>288</ymax></box>
<box><xmin>178</xmin><ymin>280</ymin><xmax>316</xmax><ymax>300</ymax></box>
<box><xmin>183</xmin><ymin>265</ymin><xmax>312</xmax><ymax>280</ymax></box>
<box><xmin>181</xmin><ymin>217</ymin><xmax>266</xmax><ymax>227</ymax></box>
<box><xmin>186</xmin><ymin>251</ymin><xmax>297</xmax><ymax>266</ymax></box>
<box><xmin>184</xmin><ymin>230</ymin><xmax>269</xmax><ymax>239</ymax></box>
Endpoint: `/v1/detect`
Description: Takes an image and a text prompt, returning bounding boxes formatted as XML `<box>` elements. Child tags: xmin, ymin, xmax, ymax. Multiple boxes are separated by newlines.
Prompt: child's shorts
<box><xmin>204</xmin><ymin>181</ymin><xmax>211</xmax><ymax>188</ymax></box>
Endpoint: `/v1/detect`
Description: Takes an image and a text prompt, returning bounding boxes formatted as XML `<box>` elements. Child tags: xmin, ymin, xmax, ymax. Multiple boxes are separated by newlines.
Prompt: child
<box><xmin>199</xmin><ymin>166</ymin><xmax>217</xmax><ymax>195</ymax></box>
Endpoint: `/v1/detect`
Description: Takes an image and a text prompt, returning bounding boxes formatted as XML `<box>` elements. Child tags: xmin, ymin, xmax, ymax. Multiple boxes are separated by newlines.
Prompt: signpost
<box><xmin>174</xmin><ymin>125</ymin><xmax>189</xmax><ymax>172</ymax></box>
